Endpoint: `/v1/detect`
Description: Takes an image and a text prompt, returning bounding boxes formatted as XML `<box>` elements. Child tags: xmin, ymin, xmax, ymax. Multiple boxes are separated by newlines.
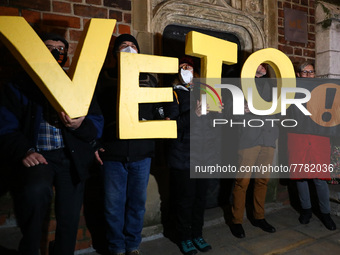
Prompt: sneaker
<box><xmin>179</xmin><ymin>240</ymin><xmax>198</xmax><ymax>255</ymax></box>
<box><xmin>192</xmin><ymin>237</ymin><xmax>212</xmax><ymax>252</ymax></box>
<box><xmin>230</xmin><ymin>223</ymin><xmax>245</xmax><ymax>238</ymax></box>
<box><xmin>252</xmin><ymin>219</ymin><xmax>276</xmax><ymax>233</ymax></box>
<box><xmin>321</xmin><ymin>213</ymin><xmax>336</xmax><ymax>231</ymax></box>
<box><xmin>299</xmin><ymin>208</ymin><xmax>312</xmax><ymax>224</ymax></box>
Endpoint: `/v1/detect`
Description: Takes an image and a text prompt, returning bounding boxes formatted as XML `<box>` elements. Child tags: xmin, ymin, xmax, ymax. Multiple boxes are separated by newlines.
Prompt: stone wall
<box><xmin>315</xmin><ymin>1</ymin><xmax>340</xmax><ymax>78</ymax></box>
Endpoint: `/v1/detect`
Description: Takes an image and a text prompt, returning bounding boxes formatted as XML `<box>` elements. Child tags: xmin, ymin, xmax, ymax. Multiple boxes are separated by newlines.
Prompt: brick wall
<box><xmin>0</xmin><ymin>0</ymin><xmax>132</xmax><ymax>74</ymax></box>
<box><xmin>0</xmin><ymin>1</ymin><xmax>131</xmax><ymax>253</ymax></box>
<box><xmin>278</xmin><ymin>0</ymin><xmax>316</xmax><ymax>66</ymax></box>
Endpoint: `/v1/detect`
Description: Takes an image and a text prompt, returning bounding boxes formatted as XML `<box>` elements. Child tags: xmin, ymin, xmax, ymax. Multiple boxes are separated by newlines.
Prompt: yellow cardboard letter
<box><xmin>185</xmin><ymin>31</ymin><xmax>238</xmax><ymax>111</ymax></box>
<box><xmin>0</xmin><ymin>16</ymin><xmax>116</xmax><ymax>118</ymax></box>
<box><xmin>241</xmin><ymin>48</ymin><xmax>296</xmax><ymax>114</ymax></box>
<box><xmin>118</xmin><ymin>52</ymin><xmax>178</xmax><ymax>139</ymax></box>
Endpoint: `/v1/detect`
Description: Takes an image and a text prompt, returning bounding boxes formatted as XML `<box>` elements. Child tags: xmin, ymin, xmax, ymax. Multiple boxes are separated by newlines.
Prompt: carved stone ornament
<box><xmin>245</xmin><ymin>0</ymin><xmax>262</xmax><ymax>14</ymax></box>
<box><xmin>151</xmin><ymin>0</ymin><xmax>266</xmax><ymax>53</ymax></box>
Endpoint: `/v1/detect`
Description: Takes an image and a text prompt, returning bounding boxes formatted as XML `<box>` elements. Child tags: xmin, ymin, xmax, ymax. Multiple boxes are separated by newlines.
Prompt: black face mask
<box><xmin>51</xmin><ymin>49</ymin><xmax>67</xmax><ymax>67</ymax></box>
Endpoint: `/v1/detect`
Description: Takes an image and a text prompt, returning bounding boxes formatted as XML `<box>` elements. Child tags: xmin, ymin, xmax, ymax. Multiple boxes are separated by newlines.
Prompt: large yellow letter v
<box><xmin>0</xmin><ymin>17</ymin><xmax>116</xmax><ymax>118</ymax></box>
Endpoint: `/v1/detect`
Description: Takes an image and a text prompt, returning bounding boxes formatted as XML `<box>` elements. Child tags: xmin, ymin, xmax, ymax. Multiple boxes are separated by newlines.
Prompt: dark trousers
<box><xmin>170</xmin><ymin>168</ymin><xmax>209</xmax><ymax>241</ymax></box>
<box><xmin>13</xmin><ymin>149</ymin><xmax>85</xmax><ymax>255</ymax></box>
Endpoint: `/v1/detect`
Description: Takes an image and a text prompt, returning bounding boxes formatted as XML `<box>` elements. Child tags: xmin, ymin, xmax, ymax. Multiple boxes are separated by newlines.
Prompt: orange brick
<box><xmin>83</xmin><ymin>18</ymin><xmax>91</xmax><ymax>28</ymax></box>
<box><xmin>77</xmin><ymin>228</ymin><xmax>84</xmax><ymax>240</ymax></box>
<box><xmin>75</xmin><ymin>239</ymin><xmax>92</xmax><ymax>251</ymax></box>
<box><xmin>78</xmin><ymin>215</ymin><xmax>86</xmax><ymax>228</ymax></box>
<box><xmin>47</xmin><ymin>232</ymin><xmax>56</xmax><ymax>242</ymax></box>
<box><xmin>53</xmin><ymin>1</ymin><xmax>72</xmax><ymax>14</ymax></box>
<box><xmin>118</xmin><ymin>24</ymin><xmax>130</xmax><ymax>34</ymax></box>
<box><xmin>0</xmin><ymin>6</ymin><xmax>19</xmax><ymax>16</ymax></box>
<box><xmin>48</xmin><ymin>219</ymin><xmax>57</xmax><ymax>232</ymax></box>
<box><xmin>85</xmin><ymin>229</ymin><xmax>92</xmax><ymax>239</ymax></box>
<box><xmin>69</xmin><ymin>42</ymin><xmax>79</xmax><ymax>55</ymax></box>
<box><xmin>109</xmin><ymin>10</ymin><xmax>123</xmax><ymax>22</ymax></box>
<box><xmin>74</xmin><ymin>4</ymin><xmax>107</xmax><ymax>18</ymax></box>
<box><xmin>42</xmin><ymin>13</ymin><xmax>81</xmax><ymax>29</ymax></box>
<box><xmin>11</xmin><ymin>0</ymin><xmax>50</xmax><ymax>11</ymax></box>
<box><xmin>69</xmin><ymin>29</ymin><xmax>83</xmax><ymax>42</ymax></box>
<box><xmin>22</xmin><ymin>9</ymin><xmax>41</xmax><ymax>25</ymax></box>
<box><xmin>86</xmin><ymin>0</ymin><xmax>101</xmax><ymax>5</ymax></box>
<box><xmin>123</xmin><ymin>13</ymin><xmax>131</xmax><ymax>23</ymax></box>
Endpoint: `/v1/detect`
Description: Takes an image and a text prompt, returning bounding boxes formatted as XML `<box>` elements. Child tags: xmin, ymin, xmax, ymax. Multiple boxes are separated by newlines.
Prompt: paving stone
<box><xmin>237</xmin><ymin>229</ymin><xmax>313</xmax><ymax>255</ymax></box>
<box><xmin>294</xmin><ymin>217</ymin><xmax>340</xmax><ymax>239</ymax></box>
<box><xmin>282</xmin><ymin>239</ymin><xmax>340</xmax><ymax>255</ymax></box>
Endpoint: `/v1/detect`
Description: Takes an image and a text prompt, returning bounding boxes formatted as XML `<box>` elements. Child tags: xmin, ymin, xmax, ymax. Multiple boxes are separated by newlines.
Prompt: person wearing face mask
<box><xmin>95</xmin><ymin>34</ymin><xmax>158</xmax><ymax>255</ymax></box>
<box><xmin>163</xmin><ymin>56</ymin><xmax>213</xmax><ymax>255</ymax></box>
<box><xmin>287</xmin><ymin>61</ymin><xmax>336</xmax><ymax>231</ymax></box>
<box><xmin>0</xmin><ymin>33</ymin><xmax>104</xmax><ymax>255</ymax></box>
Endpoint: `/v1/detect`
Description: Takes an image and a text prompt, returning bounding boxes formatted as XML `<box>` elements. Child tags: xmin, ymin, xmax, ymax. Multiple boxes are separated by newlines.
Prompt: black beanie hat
<box><xmin>112</xmin><ymin>34</ymin><xmax>140</xmax><ymax>55</ymax></box>
<box><xmin>39</xmin><ymin>32</ymin><xmax>69</xmax><ymax>50</ymax></box>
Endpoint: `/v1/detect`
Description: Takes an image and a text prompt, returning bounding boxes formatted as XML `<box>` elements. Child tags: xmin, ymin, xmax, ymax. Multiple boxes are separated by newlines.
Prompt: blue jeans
<box><xmin>102</xmin><ymin>158</ymin><xmax>151</xmax><ymax>254</ymax></box>
<box><xmin>296</xmin><ymin>179</ymin><xmax>330</xmax><ymax>214</ymax></box>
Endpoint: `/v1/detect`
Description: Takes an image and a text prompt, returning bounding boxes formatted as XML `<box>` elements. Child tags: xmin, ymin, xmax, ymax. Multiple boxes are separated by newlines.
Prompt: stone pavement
<box><xmin>138</xmin><ymin>205</ymin><xmax>340</xmax><ymax>255</ymax></box>
<box><xmin>1</xmin><ymin>204</ymin><xmax>340</xmax><ymax>255</ymax></box>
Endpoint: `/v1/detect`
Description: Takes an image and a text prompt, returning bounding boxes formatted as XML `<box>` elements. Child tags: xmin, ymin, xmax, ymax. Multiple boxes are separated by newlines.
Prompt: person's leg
<box><xmin>191</xmin><ymin>178</ymin><xmax>211</xmax><ymax>252</ymax></box>
<box><xmin>313</xmin><ymin>179</ymin><xmax>330</xmax><ymax>214</ymax></box>
<box><xmin>171</xmin><ymin>169</ymin><xmax>195</xmax><ymax>241</ymax></box>
<box><xmin>296</xmin><ymin>180</ymin><xmax>313</xmax><ymax>224</ymax></box>
<box><xmin>296</xmin><ymin>180</ymin><xmax>311</xmax><ymax>210</ymax></box>
<box><xmin>170</xmin><ymin>168</ymin><xmax>197</xmax><ymax>254</ymax></box>
<box><xmin>252</xmin><ymin>178</ymin><xmax>269</xmax><ymax>220</ymax></box>
<box><xmin>124</xmin><ymin>158</ymin><xmax>151</xmax><ymax>253</ymax></box>
<box><xmin>232</xmin><ymin>177</ymin><xmax>251</xmax><ymax>224</ymax></box>
<box><xmin>52</xmin><ymin>150</ymin><xmax>85</xmax><ymax>255</ymax></box>
<box><xmin>232</xmin><ymin>146</ymin><xmax>260</xmax><ymax>224</ymax></box>
<box><xmin>14</xmin><ymin>163</ymin><xmax>54</xmax><ymax>255</ymax></box>
<box><xmin>253</xmin><ymin>146</ymin><xmax>274</xmax><ymax>220</ymax></box>
<box><xmin>191</xmin><ymin>178</ymin><xmax>209</xmax><ymax>238</ymax></box>
<box><xmin>313</xmin><ymin>178</ymin><xmax>336</xmax><ymax>230</ymax></box>
<box><xmin>102</xmin><ymin>161</ymin><xmax>128</xmax><ymax>254</ymax></box>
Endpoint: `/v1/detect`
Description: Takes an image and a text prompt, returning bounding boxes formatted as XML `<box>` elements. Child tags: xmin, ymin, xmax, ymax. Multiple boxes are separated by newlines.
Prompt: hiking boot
<box><xmin>179</xmin><ymin>240</ymin><xmax>198</xmax><ymax>255</ymax></box>
<box><xmin>192</xmin><ymin>237</ymin><xmax>212</xmax><ymax>252</ymax></box>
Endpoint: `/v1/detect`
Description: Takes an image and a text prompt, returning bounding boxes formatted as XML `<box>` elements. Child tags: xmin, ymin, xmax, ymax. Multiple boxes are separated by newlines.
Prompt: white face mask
<box><xmin>179</xmin><ymin>68</ymin><xmax>193</xmax><ymax>84</ymax></box>
<box><xmin>120</xmin><ymin>46</ymin><xmax>138</xmax><ymax>54</ymax></box>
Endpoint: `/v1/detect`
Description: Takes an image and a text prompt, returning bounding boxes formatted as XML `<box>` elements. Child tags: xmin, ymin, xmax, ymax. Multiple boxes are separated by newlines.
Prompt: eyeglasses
<box><xmin>300</xmin><ymin>70</ymin><xmax>315</xmax><ymax>75</ymax></box>
<box><xmin>45</xmin><ymin>44</ymin><xmax>67</xmax><ymax>53</ymax></box>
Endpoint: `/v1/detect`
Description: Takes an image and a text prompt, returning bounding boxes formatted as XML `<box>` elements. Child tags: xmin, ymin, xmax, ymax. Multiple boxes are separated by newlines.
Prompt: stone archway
<box><xmin>151</xmin><ymin>0</ymin><xmax>268</xmax><ymax>58</ymax></box>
